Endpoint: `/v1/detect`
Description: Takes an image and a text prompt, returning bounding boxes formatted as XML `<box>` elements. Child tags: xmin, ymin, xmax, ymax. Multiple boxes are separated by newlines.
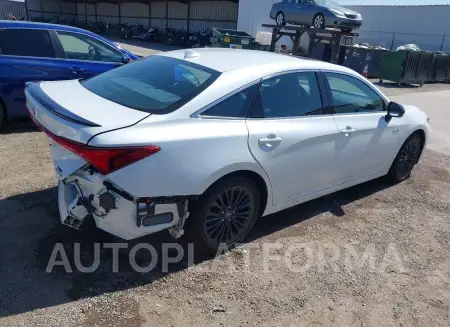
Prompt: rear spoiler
<box><xmin>26</xmin><ymin>82</ymin><xmax>101</xmax><ymax>127</ymax></box>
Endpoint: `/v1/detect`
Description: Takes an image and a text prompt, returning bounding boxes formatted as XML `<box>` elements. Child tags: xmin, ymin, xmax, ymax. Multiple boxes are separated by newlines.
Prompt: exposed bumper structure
<box><xmin>58</xmin><ymin>168</ymin><xmax>192</xmax><ymax>240</ymax></box>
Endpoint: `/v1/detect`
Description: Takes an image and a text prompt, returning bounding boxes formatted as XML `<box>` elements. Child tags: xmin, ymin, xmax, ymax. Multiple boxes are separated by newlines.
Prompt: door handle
<box><xmin>340</xmin><ymin>127</ymin><xmax>357</xmax><ymax>134</ymax></box>
<box><xmin>258</xmin><ymin>135</ymin><xmax>283</xmax><ymax>146</ymax></box>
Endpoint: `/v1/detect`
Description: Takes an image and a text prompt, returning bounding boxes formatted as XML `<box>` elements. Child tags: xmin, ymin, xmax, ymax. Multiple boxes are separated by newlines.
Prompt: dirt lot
<box><xmin>0</xmin><ymin>45</ymin><xmax>449</xmax><ymax>327</ymax></box>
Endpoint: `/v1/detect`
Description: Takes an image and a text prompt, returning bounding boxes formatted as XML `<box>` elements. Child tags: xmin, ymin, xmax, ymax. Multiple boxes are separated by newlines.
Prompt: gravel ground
<box><xmin>0</xmin><ymin>46</ymin><xmax>449</xmax><ymax>326</ymax></box>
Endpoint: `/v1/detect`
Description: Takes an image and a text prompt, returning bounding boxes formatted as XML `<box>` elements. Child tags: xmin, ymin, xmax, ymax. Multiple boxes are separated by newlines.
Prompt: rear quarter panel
<box><xmin>270</xmin><ymin>2</ymin><xmax>282</xmax><ymax>19</ymax></box>
<box><xmin>90</xmin><ymin>118</ymin><xmax>272</xmax><ymax>202</ymax></box>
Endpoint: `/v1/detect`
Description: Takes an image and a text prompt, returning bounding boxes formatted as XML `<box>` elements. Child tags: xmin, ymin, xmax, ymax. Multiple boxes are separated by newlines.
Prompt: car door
<box><xmin>246</xmin><ymin>71</ymin><xmax>339</xmax><ymax>206</ymax></box>
<box><xmin>282</xmin><ymin>0</ymin><xmax>299</xmax><ymax>22</ymax></box>
<box><xmin>53</xmin><ymin>30</ymin><xmax>124</xmax><ymax>79</ymax></box>
<box><xmin>297</xmin><ymin>0</ymin><xmax>317</xmax><ymax>24</ymax></box>
<box><xmin>0</xmin><ymin>28</ymin><xmax>69</xmax><ymax>119</ymax></box>
<box><xmin>322</xmin><ymin>71</ymin><xmax>404</xmax><ymax>185</ymax></box>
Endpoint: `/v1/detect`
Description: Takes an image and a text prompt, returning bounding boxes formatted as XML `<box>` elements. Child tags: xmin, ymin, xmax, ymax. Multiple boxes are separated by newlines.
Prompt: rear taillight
<box><xmin>30</xmin><ymin>115</ymin><xmax>159</xmax><ymax>175</ymax></box>
<box><xmin>55</xmin><ymin>137</ymin><xmax>160</xmax><ymax>175</ymax></box>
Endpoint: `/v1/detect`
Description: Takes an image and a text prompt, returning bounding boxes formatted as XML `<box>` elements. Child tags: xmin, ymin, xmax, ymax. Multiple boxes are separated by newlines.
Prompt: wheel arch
<box><xmin>412</xmin><ymin>128</ymin><xmax>427</xmax><ymax>161</ymax></box>
<box><xmin>390</xmin><ymin>128</ymin><xmax>427</xmax><ymax>168</ymax></box>
<box><xmin>413</xmin><ymin>128</ymin><xmax>426</xmax><ymax>150</ymax></box>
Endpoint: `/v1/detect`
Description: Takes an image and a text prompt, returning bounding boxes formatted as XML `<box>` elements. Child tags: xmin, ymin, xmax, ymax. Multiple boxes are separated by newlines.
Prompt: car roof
<box><xmin>158</xmin><ymin>48</ymin><xmax>351</xmax><ymax>74</ymax></box>
<box><xmin>0</xmin><ymin>20</ymin><xmax>97</xmax><ymax>35</ymax></box>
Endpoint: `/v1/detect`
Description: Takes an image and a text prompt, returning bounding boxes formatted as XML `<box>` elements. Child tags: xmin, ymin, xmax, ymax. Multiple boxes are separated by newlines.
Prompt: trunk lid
<box><xmin>25</xmin><ymin>80</ymin><xmax>150</xmax><ymax>144</ymax></box>
<box><xmin>25</xmin><ymin>80</ymin><xmax>151</xmax><ymax>179</ymax></box>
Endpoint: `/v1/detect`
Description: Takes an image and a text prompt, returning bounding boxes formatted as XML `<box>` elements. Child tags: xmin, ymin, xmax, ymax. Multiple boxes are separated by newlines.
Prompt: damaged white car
<box><xmin>26</xmin><ymin>48</ymin><xmax>429</xmax><ymax>252</ymax></box>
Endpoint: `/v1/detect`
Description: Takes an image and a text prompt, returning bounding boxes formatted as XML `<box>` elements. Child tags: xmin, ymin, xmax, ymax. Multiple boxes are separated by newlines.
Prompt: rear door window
<box><xmin>82</xmin><ymin>55</ymin><xmax>221</xmax><ymax>114</ymax></box>
<box><xmin>200</xmin><ymin>84</ymin><xmax>259</xmax><ymax>118</ymax></box>
<box><xmin>251</xmin><ymin>71</ymin><xmax>325</xmax><ymax>118</ymax></box>
<box><xmin>0</xmin><ymin>29</ymin><xmax>56</xmax><ymax>58</ymax></box>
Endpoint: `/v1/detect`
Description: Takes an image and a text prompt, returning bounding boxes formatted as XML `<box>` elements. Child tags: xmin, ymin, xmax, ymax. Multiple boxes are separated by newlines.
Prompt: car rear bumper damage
<box><xmin>58</xmin><ymin>167</ymin><xmax>195</xmax><ymax>240</ymax></box>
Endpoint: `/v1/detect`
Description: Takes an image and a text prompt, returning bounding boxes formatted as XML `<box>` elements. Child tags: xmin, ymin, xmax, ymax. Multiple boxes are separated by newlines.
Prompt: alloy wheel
<box><xmin>396</xmin><ymin>136</ymin><xmax>421</xmax><ymax>180</ymax></box>
<box><xmin>204</xmin><ymin>186</ymin><xmax>255</xmax><ymax>247</ymax></box>
<box><xmin>276</xmin><ymin>13</ymin><xmax>285</xmax><ymax>26</ymax></box>
<box><xmin>314</xmin><ymin>15</ymin><xmax>324</xmax><ymax>28</ymax></box>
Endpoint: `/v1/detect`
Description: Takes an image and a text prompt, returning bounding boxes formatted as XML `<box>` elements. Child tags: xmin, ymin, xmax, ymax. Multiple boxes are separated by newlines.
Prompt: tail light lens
<box><xmin>55</xmin><ymin>137</ymin><xmax>160</xmax><ymax>175</ymax></box>
<box><xmin>31</xmin><ymin>116</ymin><xmax>159</xmax><ymax>175</ymax></box>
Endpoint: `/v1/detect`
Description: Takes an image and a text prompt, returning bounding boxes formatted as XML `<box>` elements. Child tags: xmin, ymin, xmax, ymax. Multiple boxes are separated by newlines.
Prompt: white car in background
<box><xmin>25</xmin><ymin>48</ymin><xmax>430</xmax><ymax>253</ymax></box>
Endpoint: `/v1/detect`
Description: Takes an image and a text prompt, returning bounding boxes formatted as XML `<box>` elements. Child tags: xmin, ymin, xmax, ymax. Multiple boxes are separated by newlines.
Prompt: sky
<box><xmin>339</xmin><ymin>0</ymin><xmax>450</xmax><ymax>4</ymax></box>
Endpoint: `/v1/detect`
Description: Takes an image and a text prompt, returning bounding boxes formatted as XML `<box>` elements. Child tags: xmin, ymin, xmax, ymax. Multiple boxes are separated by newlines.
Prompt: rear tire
<box><xmin>386</xmin><ymin>133</ymin><xmax>423</xmax><ymax>183</ymax></box>
<box><xmin>186</xmin><ymin>176</ymin><xmax>261</xmax><ymax>255</ymax></box>
<box><xmin>312</xmin><ymin>13</ymin><xmax>325</xmax><ymax>29</ymax></box>
<box><xmin>0</xmin><ymin>101</ymin><xmax>5</xmax><ymax>131</ymax></box>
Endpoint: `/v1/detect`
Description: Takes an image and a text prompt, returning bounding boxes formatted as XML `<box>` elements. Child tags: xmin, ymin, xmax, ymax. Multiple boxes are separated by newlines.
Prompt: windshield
<box><xmin>82</xmin><ymin>56</ymin><xmax>220</xmax><ymax>114</ymax></box>
<box><xmin>313</xmin><ymin>0</ymin><xmax>342</xmax><ymax>8</ymax></box>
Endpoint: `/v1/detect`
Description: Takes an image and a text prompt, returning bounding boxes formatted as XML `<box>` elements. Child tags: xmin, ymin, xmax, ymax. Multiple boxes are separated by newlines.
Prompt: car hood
<box><xmin>319</xmin><ymin>0</ymin><xmax>360</xmax><ymax>15</ymax></box>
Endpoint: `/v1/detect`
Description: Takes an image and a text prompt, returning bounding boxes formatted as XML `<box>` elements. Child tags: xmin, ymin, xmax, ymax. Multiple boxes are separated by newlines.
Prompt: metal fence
<box><xmin>354</xmin><ymin>30</ymin><xmax>450</xmax><ymax>52</ymax></box>
<box><xmin>0</xmin><ymin>0</ymin><xmax>26</xmax><ymax>20</ymax></box>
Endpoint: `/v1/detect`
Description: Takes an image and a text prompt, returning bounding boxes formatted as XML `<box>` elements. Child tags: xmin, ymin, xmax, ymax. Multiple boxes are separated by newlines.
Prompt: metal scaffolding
<box><xmin>262</xmin><ymin>24</ymin><xmax>358</xmax><ymax>63</ymax></box>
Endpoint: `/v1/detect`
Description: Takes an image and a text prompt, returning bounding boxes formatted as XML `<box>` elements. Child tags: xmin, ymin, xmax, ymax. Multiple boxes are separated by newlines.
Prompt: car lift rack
<box><xmin>262</xmin><ymin>24</ymin><xmax>358</xmax><ymax>63</ymax></box>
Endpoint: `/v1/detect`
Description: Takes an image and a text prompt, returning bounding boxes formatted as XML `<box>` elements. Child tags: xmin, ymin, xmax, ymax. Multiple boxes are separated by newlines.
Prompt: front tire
<box><xmin>387</xmin><ymin>133</ymin><xmax>423</xmax><ymax>183</ymax></box>
<box><xmin>186</xmin><ymin>176</ymin><xmax>261</xmax><ymax>254</ymax></box>
<box><xmin>275</xmin><ymin>12</ymin><xmax>286</xmax><ymax>27</ymax></box>
<box><xmin>313</xmin><ymin>13</ymin><xmax>325</xmax><ymax>29</ymax></box>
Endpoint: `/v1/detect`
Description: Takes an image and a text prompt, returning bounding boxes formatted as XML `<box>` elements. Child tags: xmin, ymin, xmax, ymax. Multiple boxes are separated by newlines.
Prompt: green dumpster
<box><xmin>379</xmin><ymin>51</ymin><xmax>408</xmax><ymax>85</ymax></box>
<box><xmin>211</xmin><ymin>28</ymin><xmax>256</xmax><ymax>49</ymax></box>
<box><xmin>433</xmin><ymin>54</ymin><xmax>450</xmax><ymax>82</ymax></box>
<box><xmin>379</xmin><ymin>51</ymin><xmax>434</xmax><ymax>87</ymax></box>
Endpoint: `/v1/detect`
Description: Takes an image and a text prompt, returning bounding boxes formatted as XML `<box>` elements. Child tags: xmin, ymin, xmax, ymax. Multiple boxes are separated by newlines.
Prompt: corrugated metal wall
<box><xmin>190</xmin><ymin>0</ymin><xmax>237</xmax><ymax>21</ymax></box>
<box><xmin>42</xmin><ymin>0</ymin><xmax>59</xmax><ymax>12</ymax></box>
<box><xmin>0</xmin><ymin>0</ymin><xmax>26</xmax><ymax>19</ymax></box>
<box><xmin>24</xmin><ymin>0</ymin><xmax>238</xmax><ymax>32</ymax></box>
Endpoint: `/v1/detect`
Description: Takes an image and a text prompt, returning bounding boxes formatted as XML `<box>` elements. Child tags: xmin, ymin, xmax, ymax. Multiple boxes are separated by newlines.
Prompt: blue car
<box><xmin>0</xmin><ymin>20</ymin><xmax>139</xmax><ymax>129</ymax></box>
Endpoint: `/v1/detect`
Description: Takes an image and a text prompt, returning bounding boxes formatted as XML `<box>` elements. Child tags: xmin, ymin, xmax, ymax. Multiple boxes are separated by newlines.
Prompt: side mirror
<box><xmin>121</xmin><ymin>53</ymin><xmax>131</xmax><ymax>64</ymax></box>
<box><xmin>385</xmin><ymin>101</ymin><xmax>405</xmax><ymax>122</ymax></box>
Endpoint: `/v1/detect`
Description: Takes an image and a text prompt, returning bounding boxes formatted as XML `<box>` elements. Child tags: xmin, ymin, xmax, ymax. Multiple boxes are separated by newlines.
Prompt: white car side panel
<box><xmin>246</xmin><ymin>116</ymin><xmax>340</xmax><ymax>206</ymax></box>
<box><xmin>398</xmin><ymin>105</ymin><xmax>430</xmax><ymax>144</ymax></box>
<box><xmin>269</xmin><ymin>168</ymin><xmax>388</xmax><ymax>216</ymax></box>
<box><xmin>33</xmin><ymin>49</ymin><xmax>432</xmax><ymax>241</ymax></box>
<box><xmin>332</xmin><ymin>112</ymin><xmax>403</xmax><ymax>184</ymax></box>
<box><xmin>90</xmin><ymin>118</ymin><xmax>272</xmax><ymax>204</ymax></box>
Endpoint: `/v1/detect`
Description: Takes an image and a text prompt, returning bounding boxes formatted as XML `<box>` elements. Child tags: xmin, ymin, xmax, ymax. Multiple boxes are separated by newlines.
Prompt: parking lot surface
<box><xmin>0</xmin><ymin>47</ymin><xmax>449</xmax><ymax>327</ymax></box>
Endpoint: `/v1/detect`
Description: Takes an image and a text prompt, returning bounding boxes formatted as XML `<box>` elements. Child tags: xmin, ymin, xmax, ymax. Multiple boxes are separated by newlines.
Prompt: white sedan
<box><xmin>25</xmin><ymin>48</ymin><xmax>430</xmax><ymax>252</ymax></box>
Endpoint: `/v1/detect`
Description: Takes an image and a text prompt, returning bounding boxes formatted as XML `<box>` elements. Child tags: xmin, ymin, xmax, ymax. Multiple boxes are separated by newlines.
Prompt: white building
<box><xmin>347</xmin><ymin>4</ymin><xmax>450</xmax><ymax>51</ymax></box>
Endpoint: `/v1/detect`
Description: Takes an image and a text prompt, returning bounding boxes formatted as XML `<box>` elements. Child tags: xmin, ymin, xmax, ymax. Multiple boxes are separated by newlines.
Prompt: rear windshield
<box><xmin>82</xmin><ymin>55</ymin><xmax>220</xmax><ymax>114</ymax></box>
